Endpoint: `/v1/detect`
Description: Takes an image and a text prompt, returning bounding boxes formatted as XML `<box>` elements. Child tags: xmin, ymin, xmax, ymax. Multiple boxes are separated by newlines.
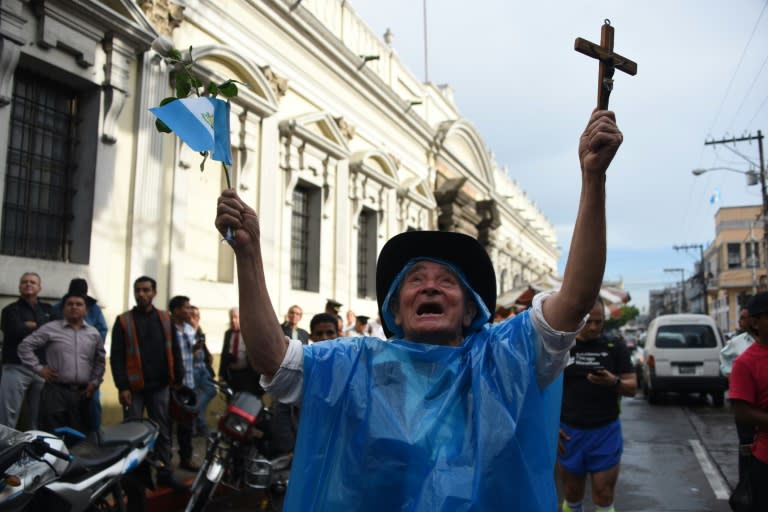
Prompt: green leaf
<box><xmin>191</xmin><ymin>76</ymin><xmax>202</xmax><ymax>89</ymax></box>
<box><xmin>207</xmin><ymin>82</ymin><xmax>220</xmax><ymax>98</ymax></box>
<box><xmin>175</xmin><ymin>73</ymin><xmax>191</xmax><ymax>98</ymax></box>
<box><xmin>155</xmin><ymin>119</ymin><xmax>172</xmax><ymax>133</ymax></box>
<box><xmin>168</xmin><ymin>48</ymin><xmax>182</xmax><ymax>61</ymax></box>
<box><xmin>218</xmin><ymin>80</ymin><xmax>238</xmax><ymax>98</ymax></box>
<box><xmin>159</xmin><ymin>96</ymin><xmax>178</xmax><ymax>106</ymax></box>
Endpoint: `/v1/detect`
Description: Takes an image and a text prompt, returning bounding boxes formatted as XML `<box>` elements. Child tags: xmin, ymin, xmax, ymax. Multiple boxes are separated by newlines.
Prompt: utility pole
<box><xmin>674</xmin><ymin>244</ymin><xmax>709</xmax><ymax>315</ymax></box>
<box><xmin>705</xmin><ymin>131</ymin><xmax>767</xmax><ymax>272</ymax></box>
<box><xmin>664</xmin><ymin>268</ymin><xmax>686</xmax><ymax>313</ymax></box>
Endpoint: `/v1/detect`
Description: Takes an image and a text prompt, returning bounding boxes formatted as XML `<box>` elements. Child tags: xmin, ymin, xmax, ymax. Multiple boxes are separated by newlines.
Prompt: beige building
<box><xmin>0</xmin><ymin>0</ymin><xmax>559</xmax><ymax>351</ymax></box>
<box><xmin>704</xmin><ymin>204</ymin><xmax>766</xmax><ymax>331</ymax></box>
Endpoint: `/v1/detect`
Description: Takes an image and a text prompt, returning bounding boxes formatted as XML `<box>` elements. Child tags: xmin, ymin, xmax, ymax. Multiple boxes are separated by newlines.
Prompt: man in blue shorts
<box><xmin>215</xmin><ymin>109</ymin><xmax>624</xmax><ymax>510</ymax></box>
<box><xmin>558</xmin><ymin>299</ymin><xmax>637</xmax><ymax>512</ymax></box>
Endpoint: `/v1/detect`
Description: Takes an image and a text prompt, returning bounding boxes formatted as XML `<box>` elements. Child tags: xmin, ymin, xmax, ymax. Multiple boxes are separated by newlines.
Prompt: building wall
<box><xmin>704</xmin><ymin>205</ymin><xmax>766</xmax><ymax>332</ymax></box>
<box><xmin>0</xmin><ymin>0</ymin><xmax>560</xmax><ymax>354</ymax></box>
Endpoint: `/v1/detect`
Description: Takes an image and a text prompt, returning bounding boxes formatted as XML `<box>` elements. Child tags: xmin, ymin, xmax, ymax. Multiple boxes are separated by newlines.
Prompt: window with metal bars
<box><xmin>291</xmin><ymin>186</ymin><xmax>311</xmax><ymax>290</ymax></box>
<box><xmin>357</xmin><ymin>208</ymin><xmax>377</xmax><ymax>298</ymax></box>
<box><xmin>1</xmin><ymin>69</ymin><xmax>78</xmax><ymax>260</ymax></box>
<box><xmin>727</xmin><ymin>243</ymin><xmax>741</xmax><ymax>269</ymax></box>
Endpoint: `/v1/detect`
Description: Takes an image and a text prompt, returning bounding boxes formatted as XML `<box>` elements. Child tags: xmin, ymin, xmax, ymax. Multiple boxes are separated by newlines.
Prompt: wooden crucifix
<box><xmin>575</xmin><ymin>19</ymin><xmax>637</xmax><ymax>110</ymax></box>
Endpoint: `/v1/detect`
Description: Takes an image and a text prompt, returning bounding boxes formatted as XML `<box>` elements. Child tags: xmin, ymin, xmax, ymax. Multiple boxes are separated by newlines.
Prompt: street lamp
<box><xmin>692</xmin><ymin>165</ymin><xmax>768</xmax><ymax>274</ymax></box>
<box><xmin>691</xmin><ymin>167</ymin><xmax>759</xmax><ymax>186</ymax></box>
<box><xmin>664</xmin><ymin>267</ymin><xmax>686</xmax><ymax>313</ymax></box>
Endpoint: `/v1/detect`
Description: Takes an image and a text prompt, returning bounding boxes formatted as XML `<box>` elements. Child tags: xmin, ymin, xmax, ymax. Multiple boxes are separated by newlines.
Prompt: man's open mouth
<box><xmin>417</xmin><ymin>303</ymin><xmax>444</xmax><ymax>315</ymax></box>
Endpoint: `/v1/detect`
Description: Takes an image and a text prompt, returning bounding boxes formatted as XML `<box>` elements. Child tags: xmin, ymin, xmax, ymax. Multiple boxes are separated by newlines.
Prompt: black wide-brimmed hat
<box><xmin>376</xmin><ymin>231</ymin><xmax>496</xmax><ymax>338</ymax></box>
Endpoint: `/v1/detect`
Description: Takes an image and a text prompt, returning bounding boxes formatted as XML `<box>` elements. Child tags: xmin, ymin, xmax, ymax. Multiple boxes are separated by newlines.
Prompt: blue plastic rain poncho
<box><xmin>284</xmin><ymin>310</ymin><xmax>563</xmax><ymax>511</ymax></box>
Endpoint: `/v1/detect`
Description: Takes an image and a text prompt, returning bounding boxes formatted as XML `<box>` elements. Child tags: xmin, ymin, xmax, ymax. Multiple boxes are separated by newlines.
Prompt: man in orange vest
<box><xmin>110</xmin><ymin>276</ymin><xmax>185</xmax><ymax>491</ymax></box>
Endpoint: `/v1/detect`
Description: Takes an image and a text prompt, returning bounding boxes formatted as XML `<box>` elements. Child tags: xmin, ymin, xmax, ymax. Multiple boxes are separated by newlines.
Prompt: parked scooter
<box><xmin>185</xmin><ymin>381</ymin><xmax>292</xmax><ymax>512</ymax></box>
<box><xmin>0</xmin><ymin>418</ymin><xmax>158</xmax><ymax>512</ymax></box>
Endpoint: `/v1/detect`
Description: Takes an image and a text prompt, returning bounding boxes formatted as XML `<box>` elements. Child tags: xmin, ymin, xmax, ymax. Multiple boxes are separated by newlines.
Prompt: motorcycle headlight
<box><xmin>223</xmin><ymin>415</ymin><xmax>250</xmax><ymax>440</ymax></box>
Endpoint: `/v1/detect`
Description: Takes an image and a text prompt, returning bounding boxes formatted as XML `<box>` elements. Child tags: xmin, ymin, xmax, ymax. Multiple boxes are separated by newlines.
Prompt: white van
<box><xmin>641</xmin><ymin>314</ymin><xmax>728</xmax><ymax>406</ymax></box>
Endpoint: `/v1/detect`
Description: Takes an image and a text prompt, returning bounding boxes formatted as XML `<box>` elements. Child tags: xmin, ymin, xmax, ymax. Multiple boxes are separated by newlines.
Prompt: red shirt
<box><xmin>729</xmin><ymin>342</ymin><xmax>768</xmax><ymax>463</ymax></box>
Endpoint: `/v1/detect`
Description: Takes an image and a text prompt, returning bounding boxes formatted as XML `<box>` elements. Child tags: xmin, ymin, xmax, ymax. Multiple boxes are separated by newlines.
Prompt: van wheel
<box><xmin>711</xmin><ymin>391</ymin><xmax>725</xmax><ymax>407</ymax></box>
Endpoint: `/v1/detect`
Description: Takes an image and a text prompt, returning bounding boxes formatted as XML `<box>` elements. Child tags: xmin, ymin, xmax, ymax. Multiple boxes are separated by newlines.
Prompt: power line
<box><xmin>706</xmin><ymin>0</ymin><xmax>768</xmax><ymax>135</ymax></box>
<box><xmin>746</xmin><ymin>92</ymin><xmax>768</xmax><ymax>129</ymax></box>
<box><xmin>727</xmin><ymin>50</ymin><xmax>768</xmax><ymax>132</ymax></box>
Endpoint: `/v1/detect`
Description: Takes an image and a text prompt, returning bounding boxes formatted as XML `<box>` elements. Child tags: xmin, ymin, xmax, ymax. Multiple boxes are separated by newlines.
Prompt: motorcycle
<box><xmin>185</xmin><ymin>381</ymin><xmax>292</xmax><ymax>512</ymax></box>
<box><xmin>0</xmin><ymin>418</ymin><xmax>158</xmax><ymax>512</ymax></box>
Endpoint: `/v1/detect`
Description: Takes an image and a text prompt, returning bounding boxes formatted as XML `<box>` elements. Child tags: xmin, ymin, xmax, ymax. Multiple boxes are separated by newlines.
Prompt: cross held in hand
<box><xmin>574</xmin><ymin>19</ymin><xmax>637</xmax><ymax>110</ymax></box>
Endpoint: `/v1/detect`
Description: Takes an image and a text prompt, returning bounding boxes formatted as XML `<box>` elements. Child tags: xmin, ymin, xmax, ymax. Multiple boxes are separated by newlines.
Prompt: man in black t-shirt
<box><xmin>558</xmin><ymin>299</ymin><xmax>637</xmax><ymax>512</ymax></box>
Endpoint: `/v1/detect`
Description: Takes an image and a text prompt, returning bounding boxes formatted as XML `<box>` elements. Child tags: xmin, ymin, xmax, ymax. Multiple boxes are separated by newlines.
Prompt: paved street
<box><xmin>609</xmin><ymin>392</ymin><xmax>736</xmax><ymax>512</ymax></box>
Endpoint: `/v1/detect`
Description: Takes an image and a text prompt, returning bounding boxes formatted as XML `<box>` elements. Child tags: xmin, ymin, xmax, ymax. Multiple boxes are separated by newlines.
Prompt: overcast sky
<box><xmin>350</xmin><ymin>0</ymin><xmax>768</xmax><ymax>313</ymax></box>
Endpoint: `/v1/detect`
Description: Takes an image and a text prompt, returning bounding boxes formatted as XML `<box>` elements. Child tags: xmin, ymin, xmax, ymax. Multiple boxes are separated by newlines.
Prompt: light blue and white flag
<box><xmin>149</xmin><ymin>97</ymin><xmax>231</xmax><ymax>165</ymax></box>
<box><xmin>709</xmin><ymin>188</ymin><xmax>720</xmax><ymax>205</ymax></box>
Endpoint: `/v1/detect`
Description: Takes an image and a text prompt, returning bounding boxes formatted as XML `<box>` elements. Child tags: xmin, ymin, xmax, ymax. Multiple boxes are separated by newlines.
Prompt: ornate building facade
<box><xmin>0</xmin><ymin>0</ymin><xmax>559</xmax><ymax>349</ymax></box>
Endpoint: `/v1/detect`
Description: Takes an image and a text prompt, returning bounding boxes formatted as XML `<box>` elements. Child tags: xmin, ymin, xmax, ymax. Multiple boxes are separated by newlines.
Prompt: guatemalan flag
<box><xmin>149</xmin><ymin>97</ymin><xmax>232</xmax><ymax>165</ymax></box>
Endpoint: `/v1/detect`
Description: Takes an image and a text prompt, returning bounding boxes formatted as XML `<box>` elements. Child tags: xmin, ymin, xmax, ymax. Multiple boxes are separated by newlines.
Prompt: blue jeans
<box><xmin>194</xmin><ymin>367</ymin><xmax>216</xmax><ymax>431</ymax></box>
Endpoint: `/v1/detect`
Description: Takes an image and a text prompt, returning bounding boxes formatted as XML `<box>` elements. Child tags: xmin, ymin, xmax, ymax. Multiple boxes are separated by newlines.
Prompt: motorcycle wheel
<box><xmin>185</xmin><ymin>449</ymin><xmax>224</xmax><ymax>512</ymax></box>
<box><xmin>185</xmin><ymin>475</ymin><xmax>217</xmax><ymax>512</ymax></box>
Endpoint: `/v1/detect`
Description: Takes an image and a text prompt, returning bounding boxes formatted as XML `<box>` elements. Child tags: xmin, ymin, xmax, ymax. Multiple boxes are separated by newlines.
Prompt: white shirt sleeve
<box><xmin>529</xmin><ymin>291</ymin><xmax>586</xmax><ymax>388</ymax></box>
<box><xmin>259</xmin><ymin>338</ymin><xmax>305</xmax><ymax>404</ymax></box>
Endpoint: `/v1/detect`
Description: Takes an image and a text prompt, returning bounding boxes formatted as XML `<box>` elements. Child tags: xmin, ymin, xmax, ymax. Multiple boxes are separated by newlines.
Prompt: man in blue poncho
<box><xmin>214</xmin><ymin>109</ymin><xmax>623</xmax><ymax>511</ymax></box>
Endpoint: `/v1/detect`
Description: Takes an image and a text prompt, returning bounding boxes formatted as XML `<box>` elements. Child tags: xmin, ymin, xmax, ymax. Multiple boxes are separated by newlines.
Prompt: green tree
<box><xmin>604</xmin><ymin>304</ymin><xmax>640</xmax><ymax>330</ymax></box>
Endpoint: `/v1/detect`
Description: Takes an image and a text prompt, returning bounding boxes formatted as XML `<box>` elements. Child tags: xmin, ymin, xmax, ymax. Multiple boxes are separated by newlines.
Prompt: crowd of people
<box><xmin>0</xmin><ymin>272</ymin><xmax>388</xmax><ymax>492</ymax></box>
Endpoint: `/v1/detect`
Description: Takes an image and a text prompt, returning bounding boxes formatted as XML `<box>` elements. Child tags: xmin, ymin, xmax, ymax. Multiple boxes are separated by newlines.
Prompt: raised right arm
<box><xmin>215</xmin><ymin>189</ymin><xmax>287</xmax><ymax>377</ymax></box>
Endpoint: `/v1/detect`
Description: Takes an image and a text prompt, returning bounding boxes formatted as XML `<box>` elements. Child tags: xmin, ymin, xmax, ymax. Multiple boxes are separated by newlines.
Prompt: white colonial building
<box><xmin>0</xmin><ymin>0</ymin><xmax>559</xmax><ymax>350</ymax></box>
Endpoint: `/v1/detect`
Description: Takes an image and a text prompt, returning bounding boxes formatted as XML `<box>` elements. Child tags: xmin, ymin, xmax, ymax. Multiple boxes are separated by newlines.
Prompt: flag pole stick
<box><xmin>222</xmin><ymin>162</ymin><xmax>234</xmax><ymax>241</ymax></box>
<box><xmin>222</xmin><ymin>162</ymin><xmax>232</xmax><ymax>189</ymax></box>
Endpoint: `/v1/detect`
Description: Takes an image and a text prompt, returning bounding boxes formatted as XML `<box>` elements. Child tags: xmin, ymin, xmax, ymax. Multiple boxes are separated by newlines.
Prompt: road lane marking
<box><xmin>689</xmin><ymin>439</ymin><xmax>730</xmax><ymax>500</ymax></box>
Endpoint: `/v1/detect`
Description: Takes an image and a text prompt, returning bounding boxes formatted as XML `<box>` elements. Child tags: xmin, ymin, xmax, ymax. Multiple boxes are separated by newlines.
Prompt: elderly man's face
<box><xmin>287</xmin><ymin>306</ymin><xmax>302</xmax><ymax>327</ymax></box>
<box><xmin>19</xmin><ymin>273</ymin><xmax>41</xmax><ymax>300</ymax></box>
<box><xmin>393</xmin><ymin>261</ymin><xmax>475</xmax><ymax>346</ymax></box>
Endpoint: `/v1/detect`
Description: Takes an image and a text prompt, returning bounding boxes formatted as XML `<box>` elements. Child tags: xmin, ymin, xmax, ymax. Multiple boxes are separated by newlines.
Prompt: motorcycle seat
<box><xmin>99</xmin><ymin>419</ymin><xmax>156</xmax><ymax>450</ymax></box>
<box><xmin>59</xmin><ymin>441</ymin><xmax>130</xmax><ymax>482</ymax></box>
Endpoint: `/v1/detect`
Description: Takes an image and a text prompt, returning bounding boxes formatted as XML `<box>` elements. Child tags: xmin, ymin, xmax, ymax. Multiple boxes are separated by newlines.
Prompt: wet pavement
<box><xmin>605</xmin><ymin>392</ymin><xmax>735</xmax><ymax>512</ymax></box>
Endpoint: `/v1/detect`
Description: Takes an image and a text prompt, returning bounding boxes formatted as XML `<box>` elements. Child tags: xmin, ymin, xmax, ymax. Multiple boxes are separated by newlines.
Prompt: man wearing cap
<box><xmin>215</xmin><ymin>109</ymin><xmax>622</xmax><ymax>510</ymax></box>
<box><xmin>325</xmin><ymin>299</ymin><xmax>344</xmax><ymax>333</ymax></box>
<box><xmin>325</xmin><ymin>299</ymin><xmax>342</xmax><ymax>316</ymax></box>
<box><xmin>729</xmin><ymin>292</ymin><xmax>768</xmax><ymax>511</ymax></box>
